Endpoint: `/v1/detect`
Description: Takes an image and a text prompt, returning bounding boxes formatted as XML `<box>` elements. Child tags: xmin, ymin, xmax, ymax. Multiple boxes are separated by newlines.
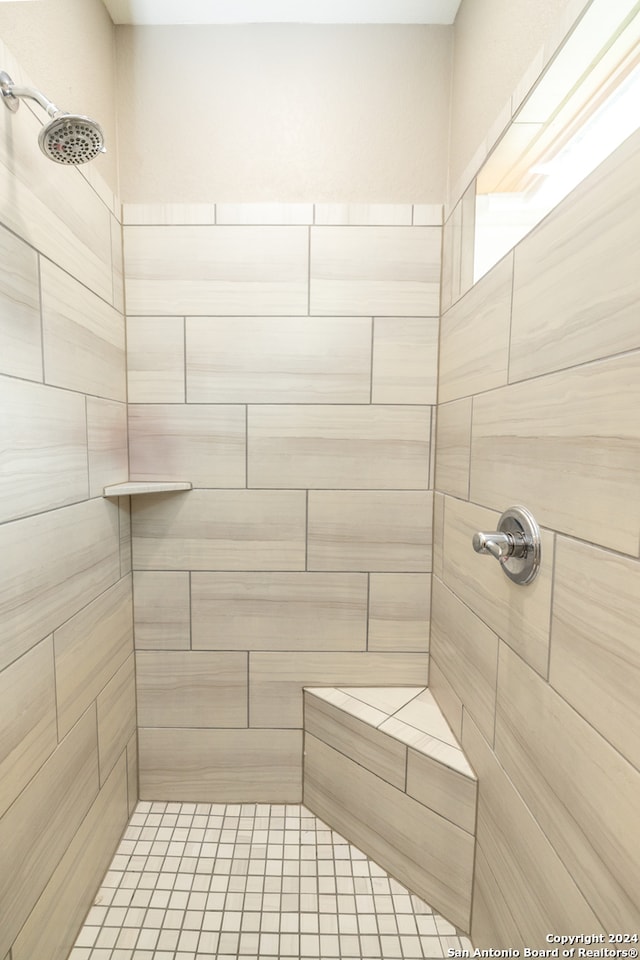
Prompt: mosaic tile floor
<box><xmin>68</xmin><ymin>801</ymin><xmax>473</xmax><ymax>960</ymax></box>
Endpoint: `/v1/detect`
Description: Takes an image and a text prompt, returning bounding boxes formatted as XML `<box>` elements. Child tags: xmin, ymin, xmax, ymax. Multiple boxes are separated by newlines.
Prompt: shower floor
<box><xmin>68</xmin><ymin>801</ymin><xmax>473</xmax><ymax>960</ymax></box>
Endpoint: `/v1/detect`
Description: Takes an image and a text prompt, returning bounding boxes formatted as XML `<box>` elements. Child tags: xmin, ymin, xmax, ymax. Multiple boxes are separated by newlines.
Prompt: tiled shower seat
<box><xmin>303</xmin><ymin>687</ymin><xmax>477</xmax><ymax>933</ymax></box>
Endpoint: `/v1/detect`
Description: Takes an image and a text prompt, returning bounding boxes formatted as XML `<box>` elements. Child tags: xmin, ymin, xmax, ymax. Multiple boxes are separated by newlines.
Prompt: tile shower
<box><xmin>1</xmin><ymin>5</ymin><xmax>640</xmax><ymax>960</ymax></box>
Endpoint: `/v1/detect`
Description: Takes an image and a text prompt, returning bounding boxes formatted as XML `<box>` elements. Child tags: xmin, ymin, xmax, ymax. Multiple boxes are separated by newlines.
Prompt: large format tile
<box><xmin>138</xmin><ymin>728</ymin><xmax>302</xmax><ymax>801</ymax></box>
<box><xmin>133</xmin><ymin>571</ymin><xmax>191</xmax><ymax>650</ymax></box>
<box><xmin>510</xmin><ymin>129</ymin><xmax>640</xmax><ymax>382</ymax></box>
<box><xmin>463</xmin><ymin>715</ymin><xmax>603</xmax><ymax>948</ymax></box>
<box><xmin>126</xmin><ymin>732</ymin><xmax>138</xmax><ymax>816</ymax></box>
<box><xmin>97</xmin><ymin>654</ymin><xmax>136</xmax><ymax>784</ymax></box>
<box><xmin>430</xmin><ymin>578</ymin><xmax>498</xmax><ymax>744</ymax></box>
<box><xmin>304</xmin><ymin>733</ymin><xmax>474</xmax><ymax>931</ymax></box>
<box><xmin>40</xmin><ymin>260</ymin><xmax>125</xmax><ymax>400</ymax></box>
<box><xmin>129</xmin><ymin>404</ymin><xmax>246</xmax><ymax>487</ymax></box>
<box><xmin>0</xmin><ymin>499</ymin><xmax>121</xmax><ymax>672</ymax></box>
<box><xmin>368</xmin><ymin>573</ymin><xmax>430</xmax><ymax>652</ymax></box>
<box><xmin>248</xmin><ymin>405</ymin><xmax>430</xmax><ymax>489</ymax></box>
<box><xmin>310</xmin><ymin>226</ymin><xmax>441</xmax><ymax>316</ymax></box>
<box><xmin>132</xmin><ymin>489</ymin><xmax>306</xmax><ymax>571</ymax></box>
<box><xmin>11</xmin><ymin>756</ymin><xmax>128</xmax><ymax>960</ymax></box>
<box><xmin>441</xmin><ymin>497</ymin><xmax>554</xmax><ymax>676</ymax></box>
<box><xmin>550</xmin><ymin>537</ymin><xmax>640</xmax><ymax>771</ymax></box>
<box><xmin>0</xmin><ymin>376</ymin><xmax>88</xmax><ymax>522</ymax></box>
<box><xmin>406</xmin><ymin>750</ymin><xmax>477</xmax><ymax>834</ymax></box>
<box><xmin>0</xmin><ymin>225</ymin><xmax>42</xmax><ymax>381</ymax></box>
<box><xmin>136</xmin><ymin>650</ymin><xmax>247</xmax><ymax>728</ymax></box>
<box><xmin>54</xmin><ymin>577</ymin><xmax>134</xmax><ymax>739</ymax></box>
<box><xmin>87</xmin><ymin>397</ymin><xmax>128</xmax><ymax>498</ymax></box>
<box><xmin>0</xmin><ymin>709</ymin><xmax>99</xmax><ymax>958</ymax></box>
<box><xmin>186</xmin><ymin>316</ymin><xmax>371</xmax><ymax>403</ymax></box>
<box><xmin>308</xmin><ymin>491</ymin><xmax>432</xmax><ymax>572</ymax></box>
<box><xmin>470</xmin><ymin>351</ymin><xmax>640</xmax><ymax>555</ymax></box>
<box><xmin>191</xmin><ymin>572</ymin><xmax>367</xmax><ymax>651</ymax></box>
<box><xmin>434</xmin><ymin>398</ymin><xmax>471</xmax><ymax>498</ymax></box>
<box><xmin>371</xmin><ymin>317</ymin><xmax>439</xmax><ymax>404</ymax></box>
<box><xmin>126</xmin><ymin>317</ymin><xmax>185</xmax><ymax>403</ymax></box>
<box><xmin>0</xmin><ymin>637</ymin><xmax>57</xmax><ymax>818</ymax></box>
<box><xmin>427</xmin><ymin>657</ymin><xmax>463</xmax><ymax>742</ymax></box>
<box><xmin>304</xmin><ymin>691</ymin><xmax>407</xmax><ymax>789</ymax></box>
<box><xmin>124</xmin><ymin>225</ymin><xmax>308</xmax><ymax>315</ymax></box>
<box><xmin>495</xmin><ymin>644</ymin><xmax>640</xmax><ymax>930</ymax></box>
<box><xmin>438</xmin><ymin>253</ymin><xmax>512</xmax><ymax>403</ymax></box>
<box><xmin>249</xmin><ymin>651</ymin><xmax>428</xmax><ymax>727</ymax></box>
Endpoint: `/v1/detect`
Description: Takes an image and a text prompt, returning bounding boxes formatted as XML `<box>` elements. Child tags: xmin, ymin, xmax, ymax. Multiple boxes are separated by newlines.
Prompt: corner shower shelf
<box><xmin>103</xmin><ymin>481</ymin><xmax>192</xmax><ymax>497</ymax></box>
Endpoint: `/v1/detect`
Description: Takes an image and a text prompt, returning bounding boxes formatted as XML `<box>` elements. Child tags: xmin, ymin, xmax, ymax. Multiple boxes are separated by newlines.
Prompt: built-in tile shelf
<box><xmin>103</xmin><ymin>481</ymin><xmax>192</xmax><ymax>497</ymax></box>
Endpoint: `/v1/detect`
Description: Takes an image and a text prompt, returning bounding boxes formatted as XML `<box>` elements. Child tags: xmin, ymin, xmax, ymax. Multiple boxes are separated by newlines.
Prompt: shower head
<box><xmin>38</xmin><ymin>114</ymin><xmax>105</xmax><ymax>165</ymax></box>
<box><xmin>0</xmin><ymin>69</ymin><xmax>106</xmax><ymax>165</ymax></box>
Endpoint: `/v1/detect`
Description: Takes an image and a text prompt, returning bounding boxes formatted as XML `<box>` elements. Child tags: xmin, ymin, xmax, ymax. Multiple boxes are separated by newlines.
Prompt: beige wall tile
<box><xmin>434</xmin><ymin>398</ymin><xmax>471</xmax><ymax>498</ymax></box>
<box><xmin>308</xmin><ymin>491</ymin><xmax>432</xmax><ymax>572</ymax></box>
<box><xmin>87</xmin><ymin>397</ymin><xmax>128</xmax><ymax>498</ymax></box>
<box><xmin>430</xmin><ymin>578</ymin><xmax>498</xmax><ymax>744</ymax></box>
<box><xmin>119</xmin><ymin>498</ymin><xmax>132</xmax><ymax>577</ymax></box>
<box><xmin>97</xmin><ymin>654</ymin><xmax>136</xmax><ymax>784</ymax></box>
<box><xmin>368</xmin><ymin>573</ymin><xmax>430</xmax><ymax>652</ymax></box>
<box><xmin>139</xmin><ymin>727</ymin><xmax>302</xmax><ymax>801</ymax></box>
<box><xmin>126</xmin><ymin>317</ymin><xmax>185</xmax><ymax>403</ymax></box>
<box><xmin>0</xmin><ymin>102</ymin><xmax>113</xmax><ymax>303</ymax></box>
<box><xmin>412</xmin><ymin>204</ymin><xmax>443</xmax><ymax>226</ymax></box>
<box><xmin>124</xmin><ymin>225</ymin><xmax>308</xmax><ymax>315</ymax></box>
<box><xmin>304</xmin><ymin>733</ymin><xmax>474</xmax><ymax>931</ymax></box>
<box><xmin>371</xmin><ymin>317</ymin><xmax>438</xmax><ymax>404</ymax></box>
<box><xmin>510</xmin><ymin>129</ymin><xmax>640</xmax><ymax>382</ymax></box>
<box><xmin>186</xmin><ymin>316</ymin><xmax>371</xmax><ymax>404</ymax></box>
<box><xmin>216</xmin><ymin>203</ymin><xmax>313</xmax><ymax>224</ymax></box>
<box><xmin>442</xmin><ymin>497</ymin><xmax>554</xmax><ymax>677</ymax></box>
<box><xmin>471</xmin><ymin>844</ymin><xmax>524</xmax><ymax>952</ymax></box>
<box><xmin>469</xmin><ymin>351</ymin><xmax>640</xmax><ymax>555</ymax></box>
<box><xmin>463</xmin><ymin>714</ymin><xmax>604</xmax><ymax>948</ymax></box>
<box><xmin>192</xmin><ymin>572</ymin><xmax>367</xmax><ymax>651</ymax></box>
<box><xmin>0</xmin><ymin>709</ymin><xmax>99</xmax><ymax>958</ymax></box>
<box><xmin>438</xmin><ymin>252</ymin><xmax>512</xmax><ymax>404</ymax></box>
<box><xmin>129</xmin><ymin>404</ymin><xmax>246</xmax><ymax>487</ymax></box>
<box><xmin>0</xmin><ymin>376</ymin><xmax>88</xmax><ymax>522</ymax></box>
<box><xmin>495</xmin><ymin>643</ymin><xmax>640</xmax><ymax>931</ymax></box>
<box><xmin>310</xmin><ymin>227</ymin><xmax>441</xmax><ymax>316</ymax></box>
<box><xmin>314</xmin><ymin>204</ymin><xmax>413</xmax><ymax>226</ymax></box>
<box><xmin>54</xmin><ymin>577</ymin><xmax>134</xmax><ymax>739</ymax></box>
<box><xmin>250</xmin><ymin>651</ymin><xmax>428</xmax><ymax>727</ymax></box>
<box><xmin>110</xmin><ymin>213</ymin><xmax>125</xmax><ymax>315</ymax></box>
<box><xmin>432</xmin><ymin>491</ymin><xmax>445</xmax><ymax>581</ymax></box>
<box><xmin>132</xmin><ymin>489</ymin><xmax>306</xmax><ymax>571</ymax></box>
<box><xmin>427</xmin><ymin>657</ymin><xmax>463</xmax><ymax>742</ymax></box>
<box><xmin>304</xmin><ymin>692</ymin><xmax>407</xmax><ymax>789</ymax></box>
<box><xmin>459</xmin><ymin>180</ymin><xmax>476</xmax><ymax>296</ymax></box>
<box><xmin>40</xmin><ymin>260</ymin><xmax>125</xmax><ymax>400</ymax></box>
<box><xmin>0</xmin><ymin>499</ymin><xmax>121</xmax><ymax>672</ymax></box>
<box><xmin>126</xmin><ymin>732</ymin><xmax>138</xmax><ymax>816</ymax></box>
<box><xmin>11</xmin><ymin>755</ymin><xmax>128</xmax><ymax>960</ymax></box>
<box><xmin>248</xmin><ymin>405</ymin><xmax>430</xmax><ymax>489</ymax></box>
<box><xmin>0</xmin><ymin>225</ymin><xmax>42</xmax><ymax>381</ymax></box>
<box><xmin>136</xmin><ymin>650</ymin><xmax>247</xmax><ymax>728</ymax></box>
<box><xmin>122</xmin><ymin>202</ymin><xmax>216</xmax><ymax>225</ymax></box>
<box><xmin>0</xmin><ymin>637</ymin><xmax>57</xmax><ymax>818</ymax></box>
<box><xmin>442</xmin><ymin>200</ymin><xmax>463</xmax><ymax>314</ymax></box>
<box><xmin>133</xmin><ymin>571</ymin><xmax>191</xmax><ymax>650</ymax></box>
<box><xmin>406</xmin><ymin>749</ymin><xmax>477</xmax><ymax>834</ymax></box>
<box><xmin>550</xmin><ymin>538</ymin><xmax>640</xmax><ymax>771</ymax></box>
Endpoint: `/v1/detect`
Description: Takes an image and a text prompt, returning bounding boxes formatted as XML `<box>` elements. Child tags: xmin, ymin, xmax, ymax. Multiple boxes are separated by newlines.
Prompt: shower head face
<box><xmin>38</xmin><ymin>114</ymin><xmax>105</xmax><ymax>165</ymax></box>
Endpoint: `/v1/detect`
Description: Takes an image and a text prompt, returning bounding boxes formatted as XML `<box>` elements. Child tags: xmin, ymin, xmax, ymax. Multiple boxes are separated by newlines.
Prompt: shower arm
<box><xmin>0</xmin><ymin>72</ymin><xmax>62</xmax><ymax>117</ymax></box>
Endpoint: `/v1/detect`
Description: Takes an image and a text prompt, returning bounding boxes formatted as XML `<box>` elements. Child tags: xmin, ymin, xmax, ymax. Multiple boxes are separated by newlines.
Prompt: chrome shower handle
<box><xmin>471</xmin><ymin>506</ymin><xmax>541</xmax><ymax>585</ymax></box>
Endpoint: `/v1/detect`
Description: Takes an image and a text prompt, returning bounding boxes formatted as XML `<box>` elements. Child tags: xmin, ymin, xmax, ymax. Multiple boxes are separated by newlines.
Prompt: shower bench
<box><xmin>302</xmin><ymin>686</ymin><xmax>477</xmax><ymax>933</ymax></box>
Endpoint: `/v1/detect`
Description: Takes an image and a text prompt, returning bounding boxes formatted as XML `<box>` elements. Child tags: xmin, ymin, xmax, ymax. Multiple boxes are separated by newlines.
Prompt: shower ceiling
<box><xmin>101</xmin><ymin>0</ymin><xmax>462</xmax><ymax>25</ymax></box>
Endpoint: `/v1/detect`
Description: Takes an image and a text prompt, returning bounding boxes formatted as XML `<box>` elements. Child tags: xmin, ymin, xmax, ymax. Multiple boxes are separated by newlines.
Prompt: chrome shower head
<box><xmin>1</xmin><ymin>69</ymin><xmax>106</xmax><ymax>165</ymax></box>
<box><xmin>38</xmin><ymin>114</ymin><xmax>105</xmax><ymax>165</ymax></box>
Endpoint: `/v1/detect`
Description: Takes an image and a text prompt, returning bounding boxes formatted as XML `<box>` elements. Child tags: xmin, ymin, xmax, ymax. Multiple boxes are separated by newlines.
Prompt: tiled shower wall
<box><xmin>433</xmin><ymin>128</ymin><xmax>640</xmax><ymax>945</ymax></box>
<box><xmin>123</xmin><ymin>202</ymin><xmax>442</xmax><ymax>800</ymax></box>
<box><xmin>0</xmin><ymin>40</ymin><xmax>135</xmax><ymax>960</ymax></box>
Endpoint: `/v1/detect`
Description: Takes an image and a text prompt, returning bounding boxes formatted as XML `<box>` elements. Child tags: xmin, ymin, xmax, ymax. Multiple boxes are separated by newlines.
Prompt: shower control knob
<box><xmin>472</xmin><ymin>506</ymin><xmax>541</xmax><ymax>585</ymax></box>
